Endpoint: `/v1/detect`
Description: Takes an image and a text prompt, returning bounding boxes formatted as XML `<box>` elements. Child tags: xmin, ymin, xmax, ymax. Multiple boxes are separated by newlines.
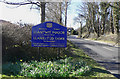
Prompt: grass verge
<box><xmin>66</xmin><ymin>41</ymin><xmax>116</xmax><ymax>77</ymax></box>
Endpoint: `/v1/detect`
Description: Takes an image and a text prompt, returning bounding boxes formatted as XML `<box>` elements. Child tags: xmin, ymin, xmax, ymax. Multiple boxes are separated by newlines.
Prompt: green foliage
<box><xmin>2</xmin><ymin>62</ymin><xmax>21</xmax><ymax>76</ymax></box>
<box><xmin>2</xmin><ymin>58</ymin><xmax>91</xmax><ymax>77</ymax></box>
<box><xmin>93</xmin><ymin>38</ymin><xmax>97</xmax><ymax>40</ymax></box>
<box><xmin>72</xmin><ymin>30</ymin><xmax>78</xmax><ymax>35</ymax></box>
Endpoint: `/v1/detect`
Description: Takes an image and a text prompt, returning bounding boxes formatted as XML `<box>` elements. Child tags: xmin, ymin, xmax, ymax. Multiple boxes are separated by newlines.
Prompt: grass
<box><xmin>90</xmin><ymin>38</ymin><xmax>115</xmax><ymax>44</ymax></box>
<box><xmin>88</xmin><ymin>38</ymin><xmax>120</xmax><ymax>47</ymax></box>
<box><xmin>86</xmin><ymin>33</ymin><xmax>119</xmax><ymax>46</ymax></box>
<box><xmin>2</xmin><ymin>41</ymin><xmax>116</xmax><ymax>78</ymax></box>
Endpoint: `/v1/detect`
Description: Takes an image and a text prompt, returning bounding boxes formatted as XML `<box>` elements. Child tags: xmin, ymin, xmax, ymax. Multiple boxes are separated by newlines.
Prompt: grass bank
<box><xmin>1</xmin><ymin>41</ymin><xmax>116</xmax><ymax>78</ymax></box>
<box><xmin>83</xmin><ymin>33</ymin><xmax>119</xmax><ymax>46</ymax></box>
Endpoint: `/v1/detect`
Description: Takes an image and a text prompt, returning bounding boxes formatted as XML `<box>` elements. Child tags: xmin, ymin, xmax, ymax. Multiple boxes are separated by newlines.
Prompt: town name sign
<box><xmin>32</xmin><ymin>21</ymin><xmax>67</xmax><ymax>47</ymax></box>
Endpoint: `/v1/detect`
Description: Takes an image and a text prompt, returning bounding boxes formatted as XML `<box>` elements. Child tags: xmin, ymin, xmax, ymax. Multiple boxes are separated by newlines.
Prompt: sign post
<box><xmin>32</xmin><ymin>21</ymin><xmax>67</xmax><ymax>57</ymax></box>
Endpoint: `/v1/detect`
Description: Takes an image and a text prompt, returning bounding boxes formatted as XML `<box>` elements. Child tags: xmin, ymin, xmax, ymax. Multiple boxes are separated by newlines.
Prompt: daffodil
<box><xmin>47</xmin><ymin>65</ymin><xmax>49</xmax><ymax>67</ymax></box>
<box><xmin>65</xmin><ymin>55</ymin><xmax>67</xmax><ymax>57</ymax></box>
<box><xmin>51</xmin><ymin>64</ymin><xmax>53</xmax><ymax>66</ymax></box>
<box><xmin>20</xmin><ymin>59</ymin><xmax>23</xmax><ymax>62</ymax></box>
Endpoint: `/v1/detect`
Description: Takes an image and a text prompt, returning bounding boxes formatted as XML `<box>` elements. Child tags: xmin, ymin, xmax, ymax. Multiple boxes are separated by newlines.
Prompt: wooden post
<box><xmin>58</xmin><ymin>2</ymin><xmax>62</xmax><ymax>58</ymax></box>
<box><xmin>38</xmin><ymin>47</ymin><xmax>40</xmax><ymax>57</ymax></box>
<box><xmin>38</xmin><ymin>2</ymin><xmax>46</xmax><ymax>57</ymax></box>
<box><xmin>58</xmin><ymin>48</ymin><xmax>60</xmax><ymax>58</ymax></box>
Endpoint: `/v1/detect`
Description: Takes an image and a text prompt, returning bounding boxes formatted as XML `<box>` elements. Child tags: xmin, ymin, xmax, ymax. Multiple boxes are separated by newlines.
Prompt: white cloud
<box><xmin>0</xmin><ymin>3</ymin><xmax>40</xmax><ymax>24</ymax></box>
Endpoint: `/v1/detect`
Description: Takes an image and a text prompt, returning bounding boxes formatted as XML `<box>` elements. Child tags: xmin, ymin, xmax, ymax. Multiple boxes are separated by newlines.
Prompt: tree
<box><xmin>91</xmin><ymin>2</ymin><xmax>100</xmax><ymax>37</ymax></box>
<box><xmin>74</xmin><ymin>15</ymin><xmax>84</xmax><ymax>38</ymax></box>
<box><xmin>96</xmin><ymin>11</ymin><xmax>100</xmax><ymax>37</ymax></box>
<box><xmin>65</xmin><ymin>1</ymin><xmax>68</xmax><ymax>27</ymax></box>
<box><xmin>41</xmin><ymin>2</ymin><xmax>45</xmax><ymax>23</ymax></box>
<box><xmin>74</xmin><ymin>1</ymin><xmax>119</xmax><ymax>44</ymax></box>
<box><xmin>112</xmin><ymin>2</ymin><xmax>120</xmax><ymax>44</ymax></box>
<box><xmin>2</xmin><ymin>0</ymin><xmax>70</xmax><ymax>24</ymax></box>
<box><xmin>112</xmin><ymin>2</ymin><xmax>120</xmax><ymax>34</ymax></box>
<box><xmin>75</xmin><ymin>2</ymin><xmax>99</xmax><ymax>38</ymax></box>
<box><xmin>110</xmin><ymin>7</ymin><xmax>114</xmax><ymax>34</ymax></box>
<box><xmin>99</xmin><ymin>2</ymin><xmax>110</xmax><ymax>35</ymax></box>
<box><xmin>45</xmin><ymin>2</ymin><xmax>63</xmax><ymax>24</ymax></box>
<box><xmin>74</xmin><ymin>2</ymin><xmax>89</xmax><ymax>38</ymax></box>
<box><xmin>2</xmin><ymin>0</ymin><xmax>45</xmax><ymax>22</ymax></box>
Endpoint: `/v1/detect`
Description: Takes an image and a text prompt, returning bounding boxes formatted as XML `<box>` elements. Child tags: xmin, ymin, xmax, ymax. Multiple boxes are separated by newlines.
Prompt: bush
<box><xmin>1</xmin><ymin>21</ymin><xmax>65</xmax><ymax>62</ymax></box>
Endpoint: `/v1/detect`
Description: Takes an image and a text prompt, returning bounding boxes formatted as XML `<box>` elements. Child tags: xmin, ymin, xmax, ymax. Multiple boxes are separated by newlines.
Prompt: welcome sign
<box><xmin>32</xmin><ymin>21</ymin><xmax>67</xmax><ymax>47</ymax></box>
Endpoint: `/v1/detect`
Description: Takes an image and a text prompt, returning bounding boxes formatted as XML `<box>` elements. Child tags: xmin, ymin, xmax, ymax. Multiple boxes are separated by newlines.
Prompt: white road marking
<box><xmin>102</xmin><ymin>47</ymin><xmax>114</xmax><ymax>51</ymax></box>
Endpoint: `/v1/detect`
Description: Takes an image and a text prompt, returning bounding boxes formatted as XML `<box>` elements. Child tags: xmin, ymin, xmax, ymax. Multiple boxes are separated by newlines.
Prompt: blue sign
<box><xmin>32</xmin><ymin>21</ymin><xmax>67</xmax><ymax>47</ymax></box>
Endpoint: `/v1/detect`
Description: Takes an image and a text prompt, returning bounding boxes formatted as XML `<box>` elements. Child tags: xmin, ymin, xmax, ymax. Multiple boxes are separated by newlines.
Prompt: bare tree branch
<box><xmin>3</xmin><ymin>0</ymin><xmax>41</xmax><ymax>7</ymax></box>
<box><xmin>109</xmin><ymin>4</ymin><xmax>120</xmax><ymax>10</ymax></box>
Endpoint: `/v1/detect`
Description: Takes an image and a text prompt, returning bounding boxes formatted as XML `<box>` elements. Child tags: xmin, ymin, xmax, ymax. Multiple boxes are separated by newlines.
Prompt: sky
<box><xmin>0</xmin><ymin>2</ymin><xmax>41</xmax><ymax>25</ymax></box>
<box><xmin>0</xmin><ymin>0</ymin><xmax>82</xmax><ymax>29</ymax></box>
<box><xmin>0</xmin><ymin>0</ymin><xmax>119</xmax><ymax>29</ymax></box>
<box><xmin>67</xmin><ymin>2</ymin><xmax>80</xmax><ymax>29</ymax></box>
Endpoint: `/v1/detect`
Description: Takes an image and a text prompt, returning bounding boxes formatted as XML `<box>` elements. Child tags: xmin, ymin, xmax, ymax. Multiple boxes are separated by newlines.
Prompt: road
<box><xmin>68</xmin><ymin>35</ymin><xmax>120</xmax><ymax>78</ymax></box>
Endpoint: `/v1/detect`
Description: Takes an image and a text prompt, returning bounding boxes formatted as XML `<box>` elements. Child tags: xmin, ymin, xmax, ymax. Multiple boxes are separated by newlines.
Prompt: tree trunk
<box><xmin>59</xmin><ymin>2</ymin><xmax>62</xmax><ymax>24</ymax></box>
<box><xmin>101</xmin><ymin>15</ymin><xmax>105</xmax><ymax>35</ymax></box>
<box><xmin>65</xmin><ymin>2</ymin><xmax>68</xmax><ymax>27</ymax></box>
<box><xmin>113</xmin><ymin>2</ymin><xmax>119</xmax><ymax>34</ymax></box>
<box><xmin>85</xmin><ymin>18</ymin><xmax>90</xmax><ymax>38</ymax></box>
<box><xmin>97</xmin><ymin>14</ymin><xmax>100</xmax><ymax>37</ymax></box>
<box><xmin>41</xmin><ymin>2</ymin><xmax>46</xmax><ymax>23</ymax></box>
<box><xmin>80</xmin><ymin>22</ymin><xmax>82</xmax><ymax>38</ymax></box>
<box><xmin>110</xmin><ymin>8</ymin><xmax>114</xmax><ymax>34</ymax></box>
<box><xmin>91</xmin><ymin>4</ymin><xmax>95</xmax><ymax>34</ymax></box>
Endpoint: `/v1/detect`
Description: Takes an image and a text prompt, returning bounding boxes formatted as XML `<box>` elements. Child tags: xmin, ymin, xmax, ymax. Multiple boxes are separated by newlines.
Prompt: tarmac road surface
<box><xmin>68</xmin><ymin>35</ymin><xmax>120</xmax><ymax>78</ymax></box>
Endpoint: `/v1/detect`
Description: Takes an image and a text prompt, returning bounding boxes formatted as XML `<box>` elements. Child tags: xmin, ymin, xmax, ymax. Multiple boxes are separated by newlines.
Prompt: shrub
<box><xmin>1</xmin><ymin>21</ymin><xmax>65</xmax><ymax>62</ymax></box>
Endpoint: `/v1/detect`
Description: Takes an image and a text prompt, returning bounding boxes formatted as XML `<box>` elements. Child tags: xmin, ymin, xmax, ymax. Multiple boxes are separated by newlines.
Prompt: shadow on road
<box><xmin>68</xmin><ymin>38</ymin><xmax>120</xmax><ymax>79</ymax></box>
<box><xmin>97</xmin><ymin>61</ymin><xmax>120</xmax><ymax>79</ymax></box>
<box><xmin>91</xmin><ymin>68</ymin><xmax>111</xmax><ymax>74</ymax></box>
